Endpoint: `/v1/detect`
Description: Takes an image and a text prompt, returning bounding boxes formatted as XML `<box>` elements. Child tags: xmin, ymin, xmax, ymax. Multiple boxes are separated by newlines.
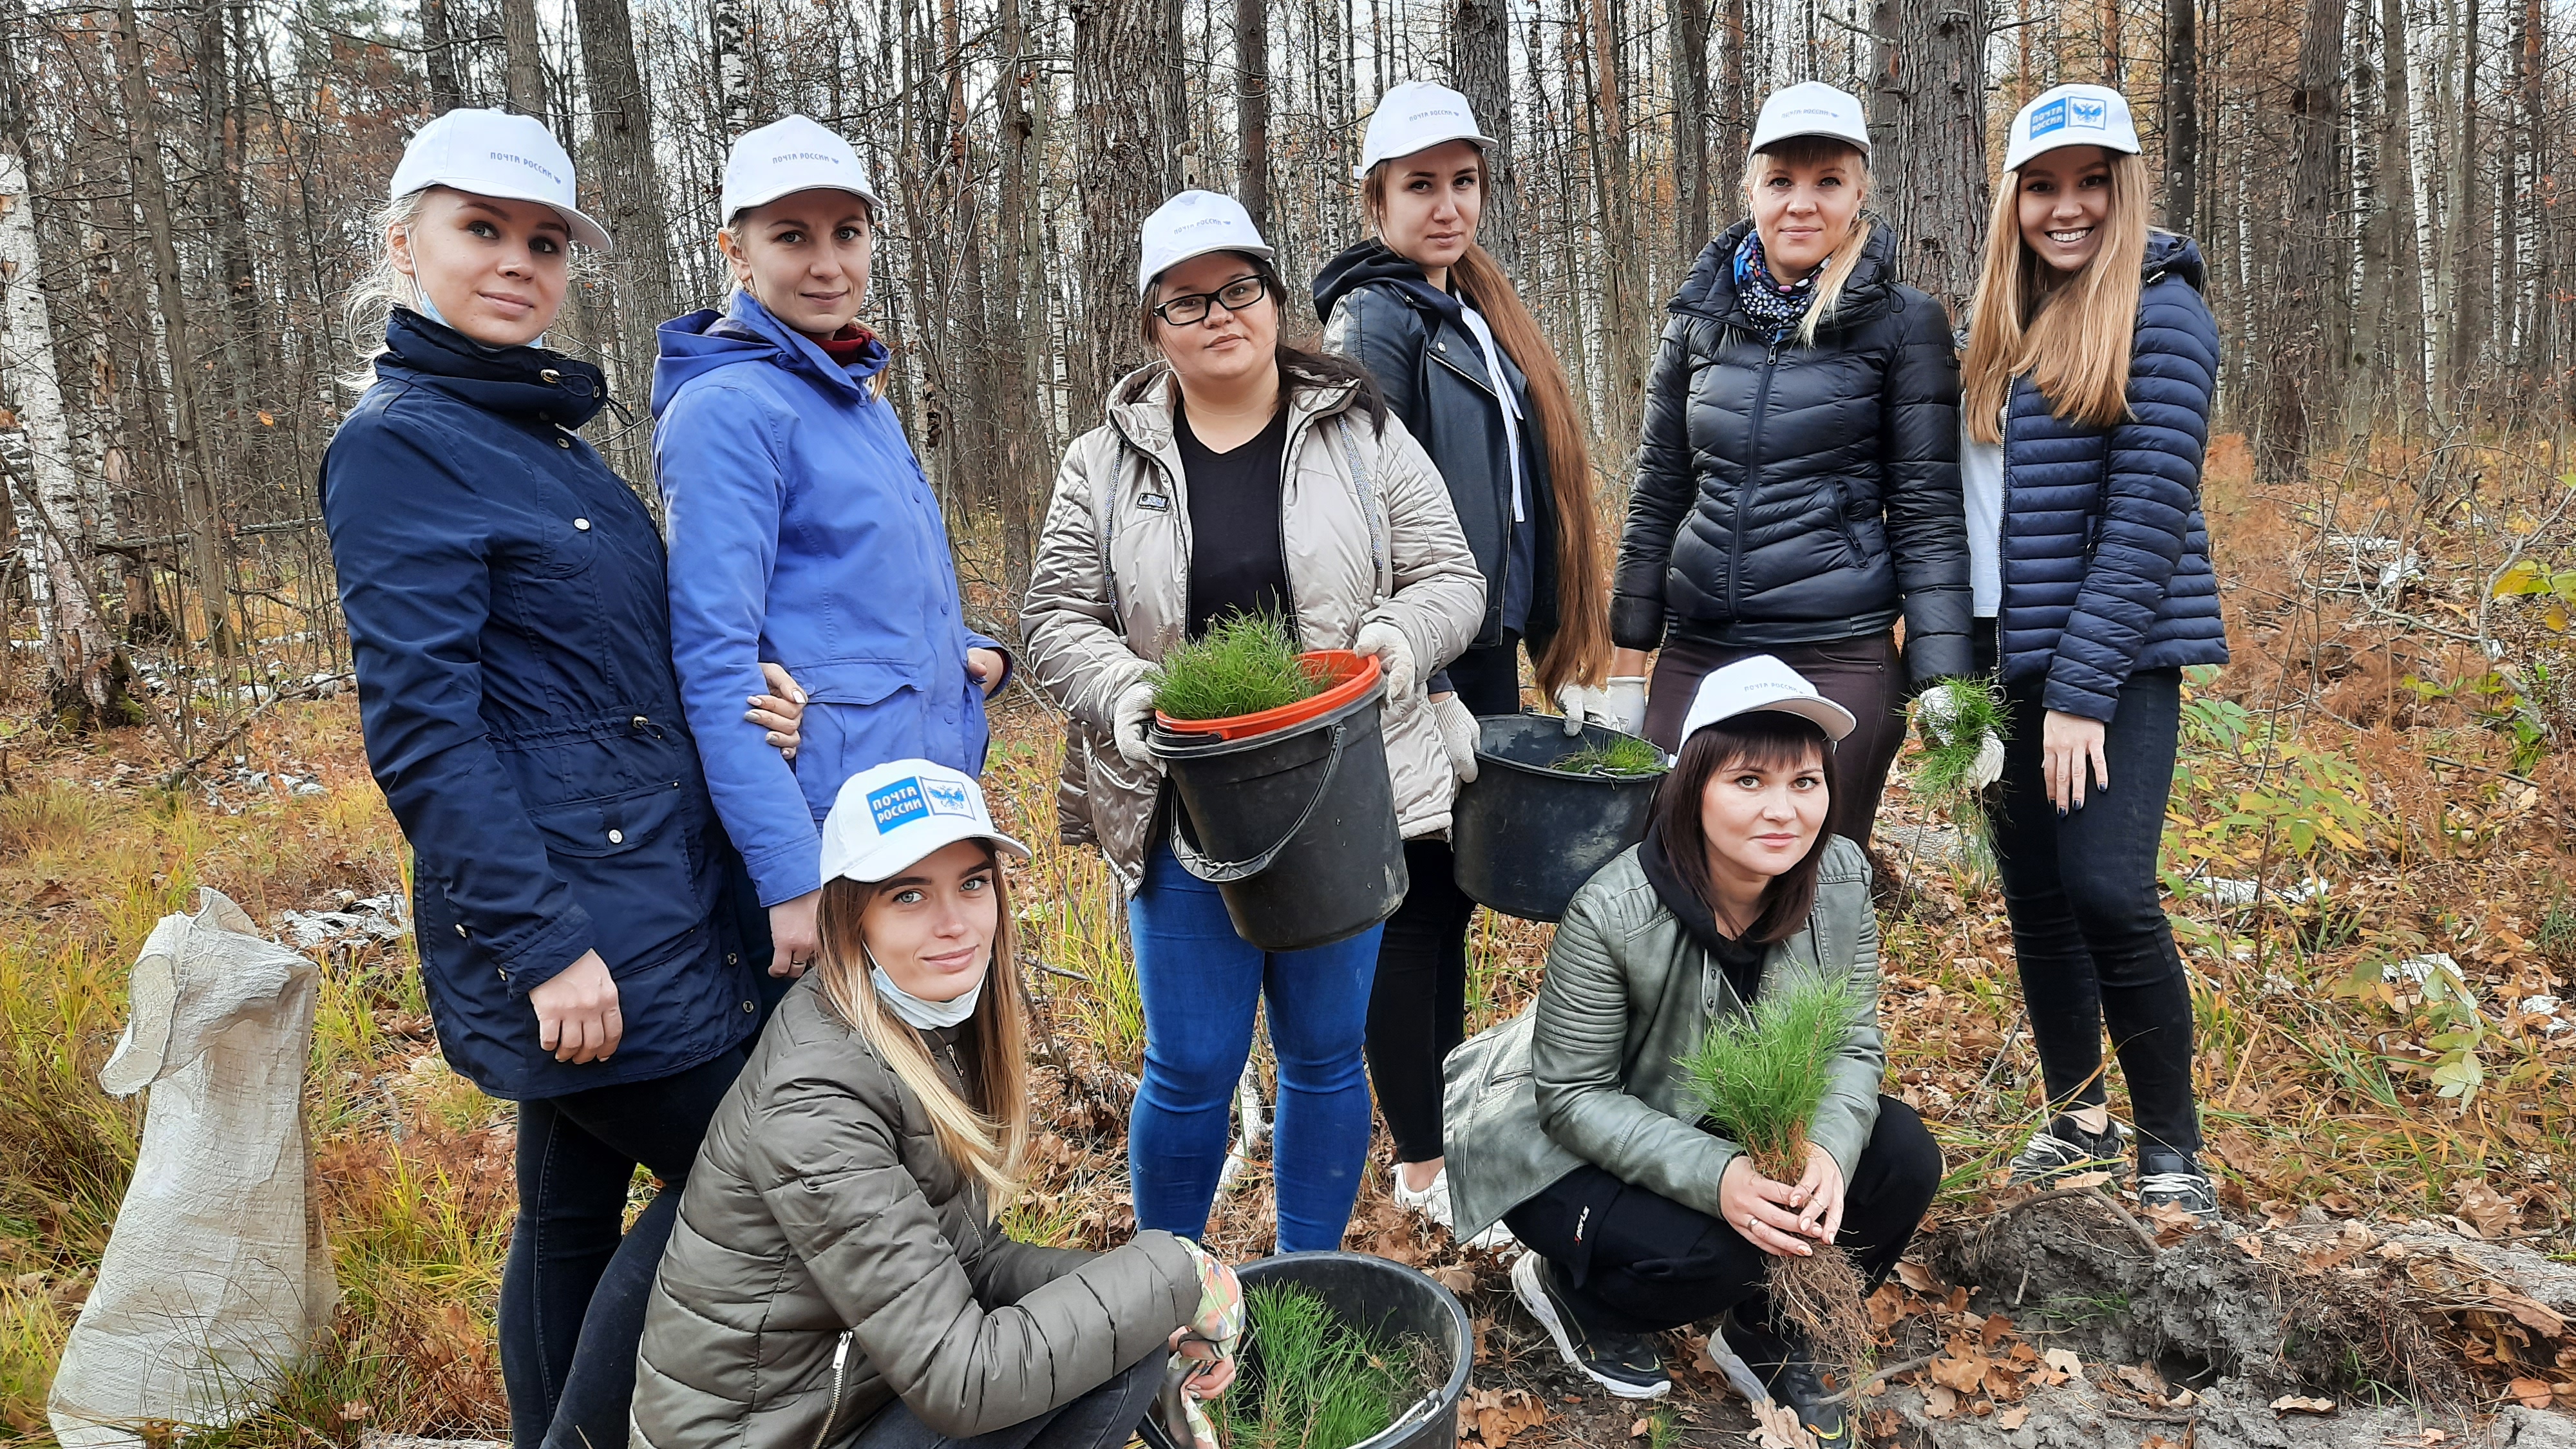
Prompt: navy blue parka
<box><xmin>1995</xmin><ymin>232</ymin><xmax>2228</xmax><ymax>720</ymax></box>
<box><xmin>321</xmin><ymin>310</ymin><xmax>762</xmax><ymax>1100</ymax></box>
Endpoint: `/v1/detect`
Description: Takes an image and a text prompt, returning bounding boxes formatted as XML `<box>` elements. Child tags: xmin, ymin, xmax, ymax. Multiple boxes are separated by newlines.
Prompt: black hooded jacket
<box><xmin>1611</xmin><ymin>220</ymin><xmax>1971</xmax><ymax>682</ymax></box>
<box><xmin>1316</xmin><ymin>240</ymin><xmax>1558</xmax><ymax>658</ymax></box>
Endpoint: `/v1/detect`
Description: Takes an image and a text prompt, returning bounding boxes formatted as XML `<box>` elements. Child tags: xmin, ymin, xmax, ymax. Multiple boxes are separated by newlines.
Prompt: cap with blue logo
<box><xmin>2003</xmin><ymin>84</ymin><xmax>2141</xmax><ymax>173</ymax></box>
<box><xmin>820</xmin><ymin>759</ymin><xmax>1030</xmax><ymax>886</ymax></box>
<box><xmin>390</xmin><ymin>108</ymin><xmax>612</xmax><ymax>252</ymax></box>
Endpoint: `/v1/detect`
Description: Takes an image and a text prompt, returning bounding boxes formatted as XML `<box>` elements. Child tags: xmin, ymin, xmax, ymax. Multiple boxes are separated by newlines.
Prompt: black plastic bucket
<box><xmin>1450</xmin><ymin>714</ymin><xmax>1669</xmax><ymax>922</ymax></box>
<box><xmin>1140</xmin><ymin>1251</ymin><xmax>1473</xmax><ymax>1449</ymax></box>
<box><xmin>1150</xmin><ymin>677</ymin><xmax>1407</xmax><ymax>952</ymax></box>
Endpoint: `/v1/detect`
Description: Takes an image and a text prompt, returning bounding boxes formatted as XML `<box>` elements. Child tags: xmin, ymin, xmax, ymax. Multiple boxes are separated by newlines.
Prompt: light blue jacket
<box><xmin>654</xmin><ymin>292</ymin><xmax>1001</xmax><ymax>908</ymax></box>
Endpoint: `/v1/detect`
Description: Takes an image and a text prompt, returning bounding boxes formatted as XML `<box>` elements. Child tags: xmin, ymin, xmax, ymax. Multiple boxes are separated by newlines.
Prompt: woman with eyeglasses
<box><xmin>1021</xmin><ymin>191</ymin><xmax>1484</xmax><ymax>1253</ymax></box>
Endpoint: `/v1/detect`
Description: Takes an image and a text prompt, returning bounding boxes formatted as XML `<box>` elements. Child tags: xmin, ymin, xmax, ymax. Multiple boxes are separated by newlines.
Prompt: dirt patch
<box><xmin>1864</xmin><ymin>1378</ymin><xmax>2571</xmax><ymax>1448</ymax></box>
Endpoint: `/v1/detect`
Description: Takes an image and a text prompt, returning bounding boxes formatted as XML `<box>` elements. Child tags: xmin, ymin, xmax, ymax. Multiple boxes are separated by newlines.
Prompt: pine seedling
<box><xmin>1677</xmin><ymin>972</ymin><xmax>1876</xmax><ymax>1383</ymax></box>
<box><xmin>1150</xmin><ymin>613</ymin><xmax>1323</xmax><ymax>723</ymax></box>
<box><xmin>1219</xmin><ymin>1282</ymin><xmax>1412</xmax><ymax>1449</ymax></box>
<box><xmin>1912</xmin><ymin>676</ymin><xmax>2010</xmax><ymax>868</ymax></box>
<box><xmin>1550</xmin><ymin>735</ymin><xmax>1669</xmax><ymax>779</ymax></box>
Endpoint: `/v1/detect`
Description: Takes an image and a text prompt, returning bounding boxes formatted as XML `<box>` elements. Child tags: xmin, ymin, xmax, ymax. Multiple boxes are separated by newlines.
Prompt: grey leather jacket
<box><xmin>1442</xmin><ymin>838</ymin><xmax>1884</xmax><ymax>1238</ymax></box>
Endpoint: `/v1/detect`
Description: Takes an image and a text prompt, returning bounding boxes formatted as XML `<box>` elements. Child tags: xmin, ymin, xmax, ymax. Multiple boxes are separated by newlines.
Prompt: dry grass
<box><xmin>2</xmin><ymin>430</ymin><xmax>2573</xmax><ymax>1441</ymax></box>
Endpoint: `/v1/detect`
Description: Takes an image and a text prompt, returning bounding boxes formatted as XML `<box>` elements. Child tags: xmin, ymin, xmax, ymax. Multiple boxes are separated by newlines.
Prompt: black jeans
<box><xmin>1502</xmin><ymin>1098</ymin><xmax>1940</xmax><ymax>1336</ymax></box>
<box><xmin>850</xmin><ymin>1352</ymin><xmax>1164</xmax><ymax>1449</ymax></box>
<box><xmin>1981</xmin><ymin>645</ymin><xmax>2202</xmax><ymax>1160</ymax></box>
<box><xmin>501</xmin><ymin>1047</ymin><xmax>747</xmax><ymax>1449</ymax></box>
<box><xmin>1370</xmin><ymin>639</ymin><xmax>1522</xmax><ymax>1164</ymax></box>
<box><xmin>1640</xmin><ymin>632</ymin><xmax>1908</xmax><ymax>849</ymax></box>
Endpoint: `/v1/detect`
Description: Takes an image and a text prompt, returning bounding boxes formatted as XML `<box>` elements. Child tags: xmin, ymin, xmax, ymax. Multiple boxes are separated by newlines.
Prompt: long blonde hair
<box><xmin>1960</xmin><ymin>152</ymin><xmax>2152</xmax><ymax>443</ymax></box>
<box><xmin>1739</xmin><ymin>137</ymin><xmax>1875</xmax><ymax>348</ymax></box>
<box><xmin>341</xmin><ymin>191</ymin><xmax>431</xmax><ymax>393</ymax></box>
<box><xmin>814</xmin><ymin>853</ymin><xmax>1032</xmax><ymax>1213</ymax></box>
<box><xmin>1361</xmin><ymin>164</ymin><xmax>1610</xmax><ymax>692</ymax></box>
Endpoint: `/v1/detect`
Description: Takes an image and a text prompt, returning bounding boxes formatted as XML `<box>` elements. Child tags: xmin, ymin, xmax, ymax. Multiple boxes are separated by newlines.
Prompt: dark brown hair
<box><xmin>1359</xmin><ymin>162</ymin><xmax>1609</xmax><ymax>694</ymax></box>
<box><xmin>1129</xmin><ymin>251</ymin><xmax>1389</xmax><ymax>435</ymax></box>
<box><xmin>1652</xmin><ymin>711</ymin><xmax>1833</xmax><ymax>945</ymax></box>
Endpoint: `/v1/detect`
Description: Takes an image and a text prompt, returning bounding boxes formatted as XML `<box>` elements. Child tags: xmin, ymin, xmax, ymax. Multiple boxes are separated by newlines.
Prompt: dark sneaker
<box><xmin>2136</xmin><ymin>1150</ymin><xmax>2221</xmax><ymax>1220</ymax></box>
<box><xmin>1720</xmin><ymin>1309</ymin><xmax>1850</xmax><ymax>1444</ymax></box>
<box><xmin>2007</xmin><ymin>1113</ymin><xmax>2128</xmax><ymax>1186</ymax></box>
<box><xmin>1510</xmin><ymin>1251</ymin><xmax>1672</xmax><ymax>1399</ymax></box>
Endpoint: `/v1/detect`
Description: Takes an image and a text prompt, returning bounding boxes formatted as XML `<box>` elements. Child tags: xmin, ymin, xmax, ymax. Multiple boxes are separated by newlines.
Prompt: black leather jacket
<box><xmin>1611</xmin><ymin>220</ymin><xmax>1971</xmax><ymax>683</ymax></box>
<box><xmin>1316</xmin><ymin>242</ymin><xmax>1559</xmax><ymax>658</ymax></box>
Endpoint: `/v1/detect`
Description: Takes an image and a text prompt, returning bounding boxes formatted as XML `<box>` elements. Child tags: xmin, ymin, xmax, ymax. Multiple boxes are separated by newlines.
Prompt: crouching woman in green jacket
<box><xmin>630</xmin><ymin>758</ymin><xmax>1238</xmax><ymax>1449</ymax></box>
<box><xmin>1443</xmin><ymin>658</ymin><xmax>1940</xmax><ymax>1441</ymax></box>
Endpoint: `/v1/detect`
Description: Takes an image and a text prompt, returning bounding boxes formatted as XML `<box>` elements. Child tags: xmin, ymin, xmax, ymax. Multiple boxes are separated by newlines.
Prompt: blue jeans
<box><xmin>1126</xmin><ymin>844</ymin><xmax>1381</xmax><ymax>1252</ymax></box>
<box><xmin>500</xmin><ymin>1046</ymin><xmax>746</xmax><ymax>1449</ymax></box>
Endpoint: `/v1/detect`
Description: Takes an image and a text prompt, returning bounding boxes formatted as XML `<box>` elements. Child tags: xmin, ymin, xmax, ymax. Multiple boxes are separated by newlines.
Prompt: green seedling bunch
<box><xmin>1150</xmin><ymin>613</ymin><xmax>1323</xmax><ymax>723</ymax></box>
<box><xmin>1551</xmin><ymin>734</ymin><xmax>1669</xmax><ymax>779</ymax></box>
<box><xmin>1913</xmin><ymin>675</ymin><xmax>2011</xmax><ymax>866</ymax></box>
<box><xmin>1220</xmin><ymin>1282</ymin><xmax>1416</xmax><ymax>1449</ymax></box>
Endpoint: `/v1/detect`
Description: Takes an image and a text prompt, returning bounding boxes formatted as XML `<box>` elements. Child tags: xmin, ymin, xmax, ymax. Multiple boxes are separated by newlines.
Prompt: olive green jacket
<box><xmin>629</xmin><ymin>975</ymin><xmax>1200</xmax><ymax>1449</ymax></box>
<box><xmin>1442</xmin><ymin>838</ymin><xmax>1884</xmax><ymax>1239</ymax></box>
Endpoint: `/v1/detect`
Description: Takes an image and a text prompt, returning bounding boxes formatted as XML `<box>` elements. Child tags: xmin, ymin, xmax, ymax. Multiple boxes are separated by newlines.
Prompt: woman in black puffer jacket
<box><xmin>1611</xmin><ymin>83</ymin><xmax>1970</xmax><ymax>848</ymax></box>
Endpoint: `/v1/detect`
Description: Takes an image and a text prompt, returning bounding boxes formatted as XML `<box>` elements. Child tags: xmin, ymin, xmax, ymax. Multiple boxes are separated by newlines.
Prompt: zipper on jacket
<box><xmin>811</xmin><ymin>1329</ymin><xmax>854</xmax><ymax>1449</ymax></box>
<box><xmin>1727</xmin><ymin>331</ymin><xmax>1786</xmax><ymax>622</ymax></box>
<box><xmin>1433</xmin><ymin>337</ymin><xmax>1515</xmax><ymax>649</ymax></box>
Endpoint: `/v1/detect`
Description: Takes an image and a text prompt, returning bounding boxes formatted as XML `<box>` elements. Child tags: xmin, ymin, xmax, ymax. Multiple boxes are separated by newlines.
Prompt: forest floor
<box><xmin>6</xmin><ymin>434</ymin><xmax>2576</xmax><ymax>1448</ymax></box>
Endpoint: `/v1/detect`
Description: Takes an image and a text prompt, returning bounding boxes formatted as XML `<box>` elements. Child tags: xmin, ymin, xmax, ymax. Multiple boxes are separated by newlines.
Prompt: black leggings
<box><xmin>1370</xmin><ymin>639</ymin><xmax>1523</xmax><ymax>1164</ymax></box>
<box><xmin>1981</xmin><ymin>647</ymin><xmax>2202</xmax><ymax>1160</ymax></box>
<box><xmin>850</xmin><ymin>1352</ymin><xmax>1163</xmax><ymax>1449</ymax></box>
<box><xmin>1640</xmin><ymin>632</ymin><xmax>1908</xmax><ymax>850</ymax></box>
<box><xmin>1502</xmin><ymin>1099</ymin><xmax>1941</xmax><ymax>1336</ymax></box>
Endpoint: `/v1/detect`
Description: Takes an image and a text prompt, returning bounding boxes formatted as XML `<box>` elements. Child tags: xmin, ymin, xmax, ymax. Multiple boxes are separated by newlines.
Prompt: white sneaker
<box><xmin>1390</xmin><ymin>1164</ymin><xmax>1456</xmax><ymax>1227</ymax></box>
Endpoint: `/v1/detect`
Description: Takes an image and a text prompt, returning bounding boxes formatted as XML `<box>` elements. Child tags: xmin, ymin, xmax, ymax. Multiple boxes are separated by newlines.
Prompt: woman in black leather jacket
<box><xmin>1316</xmin><ymin>80</ymin><xmax>1609</xmax><ymax>1240</ymax></box>
<box><xmin>1611</xmin><ymin>82</ymin><xmax>1970</xmax><ymax>848</ymax></box>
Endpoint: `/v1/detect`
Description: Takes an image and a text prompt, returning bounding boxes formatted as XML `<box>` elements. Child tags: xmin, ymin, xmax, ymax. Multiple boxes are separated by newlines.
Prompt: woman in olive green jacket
<box><xmin>630</xmin><ymin>759</ymin><xmax>1236</xmax><ymax>1449</ymax></box>
<box><xmin>1443</xmin><ymin>657</ymin><xmax>1940</xmax><ymax>1439</ymax></box>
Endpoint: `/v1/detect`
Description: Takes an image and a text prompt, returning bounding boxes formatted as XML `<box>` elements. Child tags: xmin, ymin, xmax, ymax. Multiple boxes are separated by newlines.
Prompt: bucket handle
<box><xmin>1169</xmin><ymin>723</ymin><xmax>1349</xmax><ymax>883</ymax></box>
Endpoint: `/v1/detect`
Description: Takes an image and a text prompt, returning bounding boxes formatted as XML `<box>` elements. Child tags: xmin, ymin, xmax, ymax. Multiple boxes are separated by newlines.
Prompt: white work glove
<box><xmin>1553</xmin><ymin>677</ymin><xmax>1649</xmax><ymax>737</ymax></box>
<box><xmin>1112</xmin><ymin>681</ymin><xmax>1159</xmax><ymax>768</ymax></box>
<box><xmin>1351</xmin><ymin>621</ymin><xmax>1417</xmax><ymax>700</ymax></box>
<box><xmin>1432</xmin><ymin>694</ymin><xmax>1480</xmax><ymax>784</ymax></box>
<box><xmin>1918</xmin><ymin>681</ymin><xmax>2005</xmax><ymax>790</ymax></box>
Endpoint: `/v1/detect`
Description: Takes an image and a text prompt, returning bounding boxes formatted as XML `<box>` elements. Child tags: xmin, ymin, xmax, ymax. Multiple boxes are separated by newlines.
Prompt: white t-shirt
<box><xmin>1455</xmin><ymin>301</ymin><xmax>1527</xmax><ymax>525</ymax></box>
<box><xmin>1962</xmin><ymin>412</ymin><xmax>2003</xmax><ymax>618</ymax></box>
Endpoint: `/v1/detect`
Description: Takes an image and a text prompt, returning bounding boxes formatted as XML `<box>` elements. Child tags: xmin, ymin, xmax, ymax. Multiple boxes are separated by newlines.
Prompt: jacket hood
<box><xmin>1312</xmin><ymin>239</ymin><xmax>1464</xmax><ymax>328</ymax></box>
<box><xmin>1101</xmin><ymin>361</ymin><xmax>1365</xmax><ymax>459</ymax></box>
<box><xmin>650</xmin><ymin>290</ymin><xmax>890</xmax><ymax>417</ymax></box>
<box><xmin>1670</xmin><ymin>216</ymin><xmax>1902</xmax><ymax>334</ymax></box>
<box><xmin>2143</xmin><ymin>230</ymin><xmax>2207</xmax><ymax>292</ymax></box>
<box><xmin>379</xmin><ymin>308</ymin><xmax>612</xmax><ymax>427</ymax></box>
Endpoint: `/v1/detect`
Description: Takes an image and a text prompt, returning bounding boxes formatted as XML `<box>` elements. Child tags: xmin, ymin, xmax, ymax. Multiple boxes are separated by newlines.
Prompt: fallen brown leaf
<box><xmin>2510</xmin><ymin>1377</ymin><xmax>2555</xmax><ymax>1409</ymax></box>
<box><xmin>2269</xmin><ymin>1394</ymin><xmax>2336</xmax><ymax>1414</ymax></box>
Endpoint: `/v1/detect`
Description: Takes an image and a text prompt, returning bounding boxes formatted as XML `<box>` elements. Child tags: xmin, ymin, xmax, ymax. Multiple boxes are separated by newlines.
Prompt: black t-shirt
<box><xmin>1176</xmin><ymin>404</ymin><xmax>1292</xmax><ymax>638</ymax></box>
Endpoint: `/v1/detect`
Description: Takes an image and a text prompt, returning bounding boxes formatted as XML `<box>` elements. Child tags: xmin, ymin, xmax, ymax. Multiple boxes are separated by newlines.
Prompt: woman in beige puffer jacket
<box><xmin>1020</xmin><ymin>191</ymin><xmax>1484</xmax><ymax>1256</ymax></box>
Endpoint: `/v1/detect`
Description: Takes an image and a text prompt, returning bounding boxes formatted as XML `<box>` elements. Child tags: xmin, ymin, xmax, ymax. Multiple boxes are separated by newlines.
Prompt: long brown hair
<box><xmin>1651</xmin><ymin>712</ymin><xmax>1833</xmax><ymax>945</ymax></box>
<box><xmin>813</xmin><ymin>849</ymin><xmax>1032</xmax><ymax>1213</ymax></box>
<box><xmin>1960</xmin><ymin>151</ymin><xmax>2152</xmax><ymax>443</ymax></box>
<box><xmin>1361</xmin><ymin>165</ymin><xmax>1609</xmax><ymax>694</ymax></box>
<box><xmin>1738</xmin><ymin>137</ymin><xmax>1876</xmax><ymax>349</ymax></box>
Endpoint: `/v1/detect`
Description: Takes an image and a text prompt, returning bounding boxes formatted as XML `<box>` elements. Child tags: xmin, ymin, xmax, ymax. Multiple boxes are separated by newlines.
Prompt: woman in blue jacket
<box><xmin>1958</xmin><ymin>85</ymin><xmax>2226</xmax><ymax>1217</ymax></box>
<box><xmin>320</xmin><ymin>111</ymin><xmax>801</xmax><ymax>1449</ymax></box>
<box><xmin>656</xmin><ymin>115</ymin><xmax>1007</xmax><ymax>984</ymax></box>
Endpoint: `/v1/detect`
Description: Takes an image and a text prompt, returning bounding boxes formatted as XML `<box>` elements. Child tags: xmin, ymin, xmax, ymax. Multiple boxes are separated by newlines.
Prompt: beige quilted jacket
<box><xmin>1019</xmin><ymin>364</ymin><xmax>1486</xmax><ymax>894</ymax></box>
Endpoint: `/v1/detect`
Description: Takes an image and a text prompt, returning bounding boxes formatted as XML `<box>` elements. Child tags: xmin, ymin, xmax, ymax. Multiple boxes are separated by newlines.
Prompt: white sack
<box><xmin>48</xmin><ymin>888</ymin><xmax>337</xmax><ymax>1448</ymax></box>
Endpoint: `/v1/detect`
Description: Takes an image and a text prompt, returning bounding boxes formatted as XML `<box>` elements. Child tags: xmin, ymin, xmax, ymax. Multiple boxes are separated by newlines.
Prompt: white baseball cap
<box><xmin>1137</xmin><ymin>190</ymin><xmax>1274</xmax><ymax>298</ymax></box>
<box><xmin>1747</xmin><ymin>82</ymin><xmax>1871</xmax><ymax>157</ymax></box>
<box><xmin>1355</xmin><ymin>79</ymin><xmax>1496</xmax><ymax>179</ymax></box>
<box><xmin>820</xmin><ymin>760</ymin><xmax>1029</xmax><ymax>886</ymax></box>
<box><xmin>390</xmin><ymin>108</ymin><xmax>612</xmax><ymax>252</ymax></box>
<box><xmin>721</xmin><ymin>114</ymin><xmax>887</xmax><ymax>223</ymax></box>
<box><xmin>2003</xmin><ymin>84</ymin><xmax>2142</xmax><ymax>173</ymax></box>
<box><xmin>1676</xmin><ymin>656</ymin><xmax>1857</xmax><ymax>746</ymax></box>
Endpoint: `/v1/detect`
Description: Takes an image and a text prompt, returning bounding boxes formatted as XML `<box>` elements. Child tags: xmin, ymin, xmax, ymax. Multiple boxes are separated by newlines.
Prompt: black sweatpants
<box><xmin>1639</xmin><ymin>631</ymin><xmax>1908</xmax><ymax>850</ymax></box>
<box><xmin>1501</xmin><ymin>1098</ymin><xmax>1941</xmax><ymax>1336</ymax></box>
<box><xmin>1370</xmin><ymin>639</ymin><xmax>1523</xmax><ymax>1164</ymax></box>
<box><xmin>1976</xmin><ymin>620</ymin><xmax>2201</xmax><ymax>1160</ymax></box>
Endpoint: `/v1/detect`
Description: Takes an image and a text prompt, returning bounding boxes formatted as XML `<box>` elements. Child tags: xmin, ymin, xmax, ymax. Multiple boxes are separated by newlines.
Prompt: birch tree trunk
<box><xmin>2163</xmin><ymin>0</ymin><xmax>2199</xmax><ymax>234</ymax></box>
<box><xmin>0</xmin><ymin>151</ymin><xmax>116</xmax><ymax>719</ymax></box>
<box><xmin>114</xmin><ymin>0</ymin><xmax>238</xmax><ymax>656</ymax></box>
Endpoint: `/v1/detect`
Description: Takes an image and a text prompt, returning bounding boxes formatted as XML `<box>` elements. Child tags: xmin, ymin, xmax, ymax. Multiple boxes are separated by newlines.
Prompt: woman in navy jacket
<box><xmin>1958</xmin><ymin>85</ymin><xmax>2226</xmax><ymax>1217</ymax></box>
<box><xmin>320</xmin><ymin>111</ymin><xmax>800</xmax><ymax>1449</ymax></box>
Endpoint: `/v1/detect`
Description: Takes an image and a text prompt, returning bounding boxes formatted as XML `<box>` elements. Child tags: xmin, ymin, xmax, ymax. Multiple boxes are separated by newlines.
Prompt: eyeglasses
<box><xmin>1151</xmin><ymin>275</ymin><xmax>1270</xmax><ymax>326</ymax></box>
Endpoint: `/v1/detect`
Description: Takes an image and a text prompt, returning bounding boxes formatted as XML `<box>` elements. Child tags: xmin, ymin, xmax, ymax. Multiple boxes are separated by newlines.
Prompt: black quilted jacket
<box><xmin>1611</xmin><ymin>220</ymin><xmax>1971</xmax><ymax>683</ymax></box>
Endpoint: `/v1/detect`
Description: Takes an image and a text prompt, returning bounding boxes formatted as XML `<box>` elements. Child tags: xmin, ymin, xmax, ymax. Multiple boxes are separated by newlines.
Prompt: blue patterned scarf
<box><xmin>1732</xmin><ymin>231</ymin><xmax>1820</xmax><ymax>336</ymax></box>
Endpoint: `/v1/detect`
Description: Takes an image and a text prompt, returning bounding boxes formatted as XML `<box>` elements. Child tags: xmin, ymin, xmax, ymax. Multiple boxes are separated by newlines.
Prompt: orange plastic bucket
<box><xmin>1154</xmin><ymin>649</ymin><xmax>1383</xmax><ymax>742</ymax></box>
